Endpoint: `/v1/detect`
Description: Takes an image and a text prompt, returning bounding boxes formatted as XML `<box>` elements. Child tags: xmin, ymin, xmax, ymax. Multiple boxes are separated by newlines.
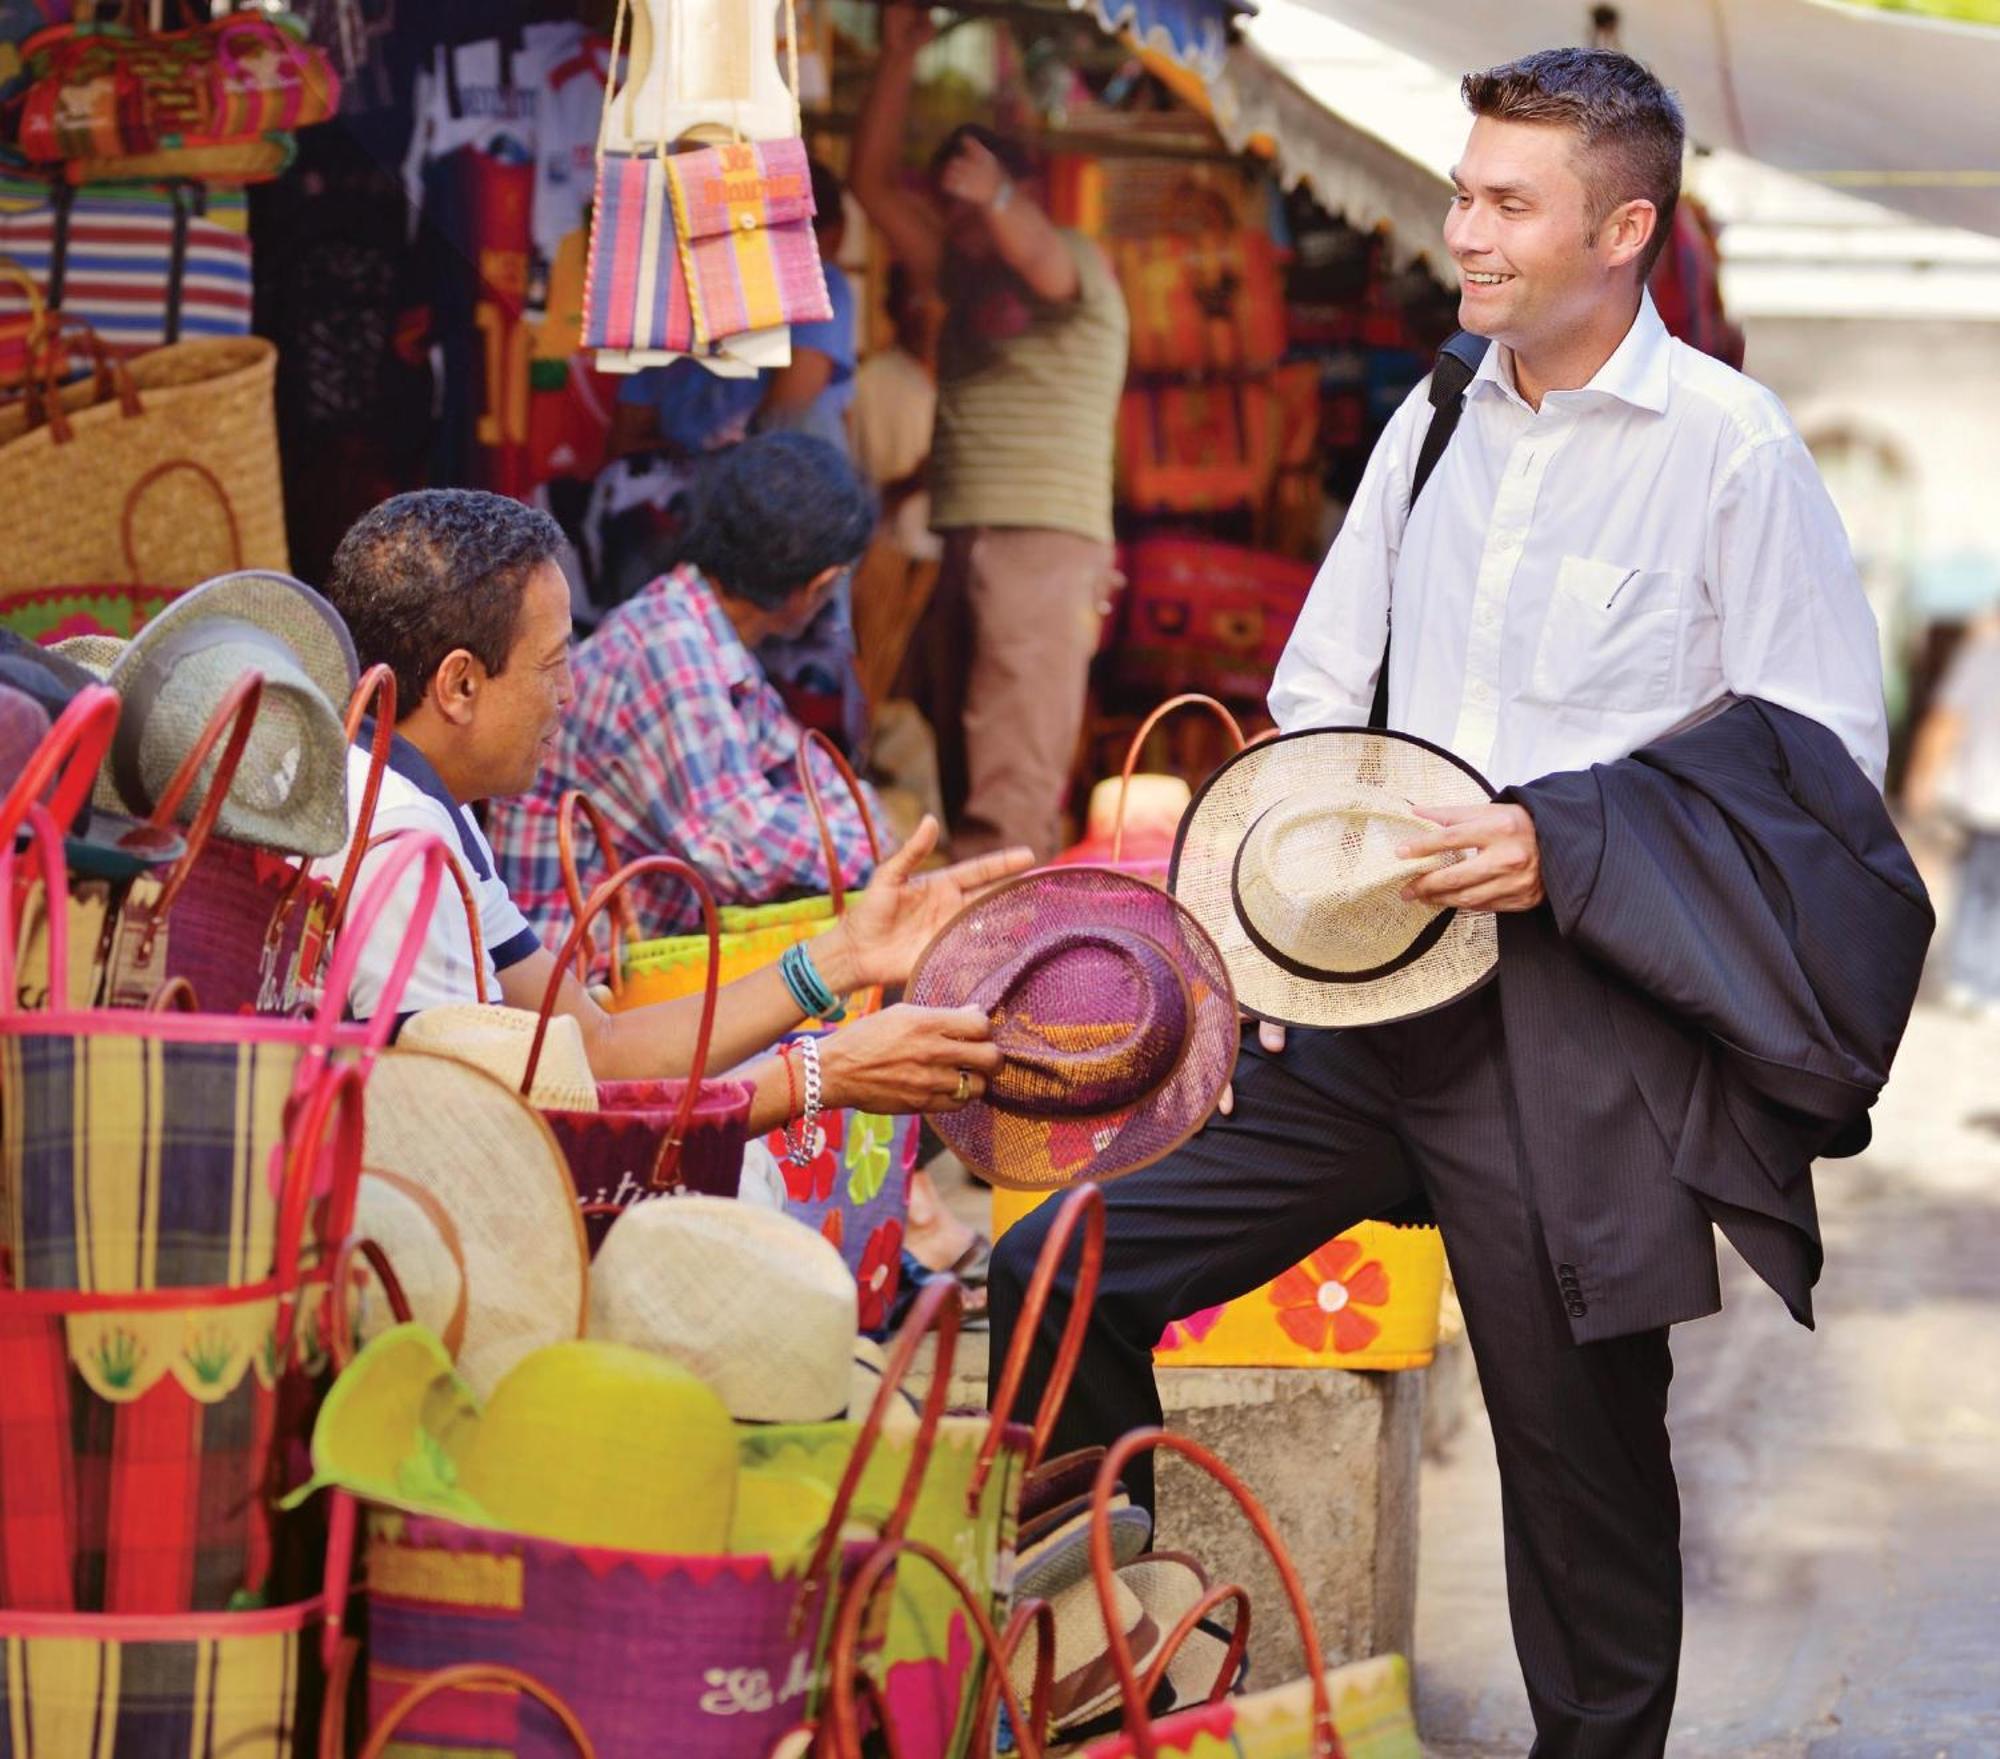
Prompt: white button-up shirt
<box><xmin>1270</xmin><ymin>294</ymin><xmax>1889</xmax><ymax>788</ymax></box>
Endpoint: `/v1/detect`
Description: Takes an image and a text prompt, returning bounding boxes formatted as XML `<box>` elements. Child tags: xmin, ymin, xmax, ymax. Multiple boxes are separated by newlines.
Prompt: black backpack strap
<box><xmin>1368</xmin><ymin>329</ymin><xmax>1492</xmax><ymax>729</ymax></box>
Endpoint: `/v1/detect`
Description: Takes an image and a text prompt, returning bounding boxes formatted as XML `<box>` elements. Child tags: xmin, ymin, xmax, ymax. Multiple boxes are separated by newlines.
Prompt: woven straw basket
<box><xmin>0</xmin><ymin>337</ymin><xmax>287</xmax><ymax>592</ymax></box>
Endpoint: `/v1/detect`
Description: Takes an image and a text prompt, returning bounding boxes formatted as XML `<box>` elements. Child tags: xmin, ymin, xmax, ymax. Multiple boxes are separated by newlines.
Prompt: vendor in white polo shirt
<box><xmin>314</xmin><ymin>488</ymin><xmax>1025</xmax><ymax>1133</ymax></box>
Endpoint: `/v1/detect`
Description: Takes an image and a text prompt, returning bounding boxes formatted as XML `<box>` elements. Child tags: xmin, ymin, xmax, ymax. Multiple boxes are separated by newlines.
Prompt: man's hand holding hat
<box><xmin>1397</xmin><ymin>802</ymin><xmax>1545</xmax><ymax>914</ymax></box>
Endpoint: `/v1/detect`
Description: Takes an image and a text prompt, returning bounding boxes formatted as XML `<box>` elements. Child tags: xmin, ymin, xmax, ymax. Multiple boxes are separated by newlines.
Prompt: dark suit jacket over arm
<box><xmin>1498</xmin><ymin>699</ymin><xmax>1932</xmax><ymax>1339</ymax></box>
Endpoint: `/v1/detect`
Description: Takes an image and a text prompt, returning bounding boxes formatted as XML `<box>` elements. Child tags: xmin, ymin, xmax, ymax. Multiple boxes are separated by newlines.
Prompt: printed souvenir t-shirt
<box><xmin>309</xmin><ymin>728</ymin><xmax>541</xmax><ymax>1023</ymax></box>
<box><xmin>929</xmin><ymin>230</ymin><xmax>1129</xmax><ymax>544</ymax></box>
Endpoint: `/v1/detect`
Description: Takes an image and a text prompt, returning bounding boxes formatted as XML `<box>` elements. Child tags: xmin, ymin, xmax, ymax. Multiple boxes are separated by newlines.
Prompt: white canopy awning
<box><xmin>1280</xmin><ymin>0</ymin><xmax>2000</xmax><ymax>239</ymax></box>
<box><xmin>1200</xmin><ymin>2</ymin><xmax>1462</xmax><ymax>271</ymax></box>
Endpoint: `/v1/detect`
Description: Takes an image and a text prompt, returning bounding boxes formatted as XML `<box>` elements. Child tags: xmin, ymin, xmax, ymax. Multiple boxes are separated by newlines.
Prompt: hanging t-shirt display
<box><xmin>402</xmin><ymin>19</ymin><xmax>614</xmax><ymax>495</ymax></box>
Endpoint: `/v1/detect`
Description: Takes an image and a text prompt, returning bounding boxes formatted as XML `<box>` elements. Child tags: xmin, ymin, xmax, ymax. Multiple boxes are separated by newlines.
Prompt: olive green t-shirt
<box><xmin>929</xmin><ymin>230</ymin><xmax>1129</xmax><ymax>545</ymax></box>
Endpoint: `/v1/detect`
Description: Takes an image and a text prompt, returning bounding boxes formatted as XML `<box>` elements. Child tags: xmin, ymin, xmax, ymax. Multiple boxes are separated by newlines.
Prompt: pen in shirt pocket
<box><xmin>1604</xmin><ymin>568</ymin><xmax>1640</xmax><ymax>609</ymax></box>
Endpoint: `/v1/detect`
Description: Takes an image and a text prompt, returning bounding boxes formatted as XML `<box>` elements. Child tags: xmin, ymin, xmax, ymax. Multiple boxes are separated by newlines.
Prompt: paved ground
<box><xmin>1414</xmin><ymin>995</ymin><xmax>2000</xmax><ymax>1757</ymax></box>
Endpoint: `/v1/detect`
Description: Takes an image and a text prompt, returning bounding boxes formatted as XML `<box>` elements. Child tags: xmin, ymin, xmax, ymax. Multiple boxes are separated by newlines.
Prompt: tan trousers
<box><xmin>912</xmin><ymin>526</ymin><xmax>1113</xmax><ymax>860</ymax></box>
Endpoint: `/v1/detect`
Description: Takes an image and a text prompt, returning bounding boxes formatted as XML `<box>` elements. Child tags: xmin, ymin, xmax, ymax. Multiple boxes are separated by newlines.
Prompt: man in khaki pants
<box><xmin>852</xmin><ymin>4</ymin><xmax>1129</xmax><ymax>859</ymax></box>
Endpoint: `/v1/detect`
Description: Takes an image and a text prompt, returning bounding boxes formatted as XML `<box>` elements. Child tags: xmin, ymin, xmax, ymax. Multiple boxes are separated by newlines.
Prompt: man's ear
<box><xmin>1603</xmin><ymin>197</ymin><xmax>1659</xmax><ymax>279</ymax></box>
<box><xmin>431</xmin><ymin>649</ymin><xmax>482</xmax><ymax>727</ymax></box>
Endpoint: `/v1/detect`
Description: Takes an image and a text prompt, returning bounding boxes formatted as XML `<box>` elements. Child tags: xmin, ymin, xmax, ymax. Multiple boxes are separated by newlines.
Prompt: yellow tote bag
<box><xmin>992</xmin><ymin>1187</ymin><xmax>1445</xmax><ymax>1372</ymax></box>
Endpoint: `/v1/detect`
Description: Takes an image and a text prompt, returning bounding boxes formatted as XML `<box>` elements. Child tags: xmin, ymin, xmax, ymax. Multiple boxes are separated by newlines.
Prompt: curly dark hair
<box><xmin>1461</xmin><ymin>48</ymin><xmax>1684</xmax><ymax>279</ymax></box>
<box><xmin>680</xmin><ymin>434</ymin><xmax>875</xmax><ymax>611</ymax></box>
<box><xmin>327</xmin><ymin>490</ymin><xmax>566</xmax><ymax>719</ymax></box>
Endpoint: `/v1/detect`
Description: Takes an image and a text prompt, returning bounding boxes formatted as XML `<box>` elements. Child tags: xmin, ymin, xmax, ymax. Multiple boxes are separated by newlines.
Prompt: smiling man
<box><xmin>989</xmin><ymin>48</ymin><xmax>1887</xmax><ymax>1758</ymax></box>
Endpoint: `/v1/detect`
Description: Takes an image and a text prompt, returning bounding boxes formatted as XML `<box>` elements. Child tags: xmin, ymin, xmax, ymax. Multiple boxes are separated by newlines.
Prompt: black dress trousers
<box><xmin>987</xmin><ymin>985</ymin><xmax>1683</xmax><ymax>1759</ymax></box>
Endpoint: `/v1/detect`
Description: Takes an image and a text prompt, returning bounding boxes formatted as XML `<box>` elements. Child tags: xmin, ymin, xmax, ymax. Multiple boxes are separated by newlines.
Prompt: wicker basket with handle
<box><xmin>0</xmin><ymin>330</ymin><xmax>286</xmax><ymax>591</ymax></box>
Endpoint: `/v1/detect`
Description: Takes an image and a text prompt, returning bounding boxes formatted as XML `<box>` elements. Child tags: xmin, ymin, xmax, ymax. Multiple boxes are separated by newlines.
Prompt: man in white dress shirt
<box><xmin>990</xmin><ymin>49</ymin><xmax>1886</xmax><ymax>1757</ymax></box>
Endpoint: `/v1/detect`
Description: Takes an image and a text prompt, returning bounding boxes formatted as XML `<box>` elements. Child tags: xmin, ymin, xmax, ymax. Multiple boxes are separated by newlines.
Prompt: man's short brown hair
<box><xmin>1461</xmin><ymin>48</ymin><xmax>1684</xmax><ymax>280</ymax></box>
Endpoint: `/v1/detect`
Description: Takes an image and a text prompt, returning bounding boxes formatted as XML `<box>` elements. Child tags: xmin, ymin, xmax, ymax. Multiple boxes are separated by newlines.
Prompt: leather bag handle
<box><xmin>0</xmin><ymin>681</ymin><xmax>119</xmax><ymax>862</ymax></box>
<box><xmin>299</xmin><ymin>662</ymin><xmax>396</xmax><ymax>988</ymax></box>
<box><xmin>824</xmin><ymin>1538</ymin><xmax>1053</xmax><ymax>1759</ymax></box>
<box><xmin>796</xmin><ymin>729</ymin><xmax>881</xmax><ymax>917</ymax></box>
<box><xmin>307</xmin><ymin>827</ymin><xmax>448</xmax><ymax>1057</ymax></box>
<box><xmin>357</xmin><ymin>1665</ymin><xmax>596</xmax><ymax>1759</ymax></box>
<box><xmin>1139</xmin><ymin>1578</ymin><xmax>1252</xmax><ymax>1709</ymax></box>
<box><xmin>972</xmin><ymin>1182</ymin><xmax>1105</xmax><ymax>1506</ymax></box>
<box><xmin>1111</xmin><ymin>694</ymin><xmax>1245</xmax><ymax>863</ymax></box>
<box><xmin>120</xmin><ymin>458</ymin><xmax>244</xmax><ymax>582</ymax></box>
<box><xmin>797</xmin><ymin>1276</ymin><xmax>964</xmax><ymax>1634</ymax></box>
<box><xmin>1091</xmin><ymin>1430</ymin><xmax>1346</xmax><ymax>1758</ymax></box>
<box><xmin>0</xmin><ymin>802</ymin><xmax>72</xmax><ymax>1018</ymax></box>
<box><xmin>367</xmin><ymin>828</ymin><xmax>489</xmax><ymax>1006</ymax></box>
<box><xmin>537</xmin><ymin>855</ymin><xmax>722</xmax><ymax>1185</ymax></box>
<box><xmin>120</xmin><ymin>669</ymin><xmax>266</xmax><ymax>965</ymax></box>
<box><xmin>555</xmin><ymin>788</ymin><xmax>634</xmax><ymax>995</ymax></box>
<box><xmin>143</xmin><ymin>975</ymin><xmax>200</xmax><ymax>1012</ymax></box>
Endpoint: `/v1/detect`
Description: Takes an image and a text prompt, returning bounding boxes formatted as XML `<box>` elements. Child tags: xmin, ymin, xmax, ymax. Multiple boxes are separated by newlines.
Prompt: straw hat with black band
<box><xmin>1169</xmin><ymin>726</ymin><xmax>1501</xmax><ymax>1030</ymax></box>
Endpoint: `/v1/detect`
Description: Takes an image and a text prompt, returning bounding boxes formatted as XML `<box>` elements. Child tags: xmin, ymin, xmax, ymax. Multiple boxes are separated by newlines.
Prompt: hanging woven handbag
<box><xmin>0</xmin><ymin>1058</ymin><xmax>366</xmax><ymax>1616</ymax></box>
<box><xmin>1070</xmin><ymin>1431</ymin><xmax>1422</xmax><ymax>1759</ymax></box>
<box><xmin>600</xmin><ymin>730</ymin><xmax>885</xmax><ymax>1021</ymax></box>
<box><xmin>579</xmin><ymin>0</ymin><xmax>817</xmax><ymax>369</ymax></box>
<box><xmin>13</xmin><ymin>2</ymin><xmax>339</xmax><ymax>176</ymax></box>
<box><xmin>0</xmin><ymin>322</ymin><xmax>286</xmax><ymax>592</ymax></box>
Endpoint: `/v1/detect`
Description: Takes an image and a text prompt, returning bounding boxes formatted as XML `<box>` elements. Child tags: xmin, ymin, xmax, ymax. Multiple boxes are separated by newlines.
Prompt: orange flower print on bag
<box><xmin>1268</xmin><ymin>1237</ymin><xmax>1393</xmax><ymax>1356</ymax></box>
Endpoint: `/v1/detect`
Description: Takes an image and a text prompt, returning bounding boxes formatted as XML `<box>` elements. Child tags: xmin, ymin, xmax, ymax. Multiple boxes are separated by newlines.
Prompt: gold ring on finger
<box><xmin>954</xmin><ymin>1069</ymin><xmax>972</xmax><ymax>1104</ymax></box>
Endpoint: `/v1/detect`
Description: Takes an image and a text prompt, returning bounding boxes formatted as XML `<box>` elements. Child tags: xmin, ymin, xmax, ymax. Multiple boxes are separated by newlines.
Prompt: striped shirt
<box><xmin>929</xmin><ymin>230</ymin><xmax>1128</xmax><ymax>545</ymax></box>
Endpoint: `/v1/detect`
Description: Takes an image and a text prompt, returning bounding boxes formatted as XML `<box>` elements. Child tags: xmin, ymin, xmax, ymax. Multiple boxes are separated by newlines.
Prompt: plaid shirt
<box><xmin>488</xmin><ymin>564</ymin><xmax>877</xmax><ymax>943</ymax></box>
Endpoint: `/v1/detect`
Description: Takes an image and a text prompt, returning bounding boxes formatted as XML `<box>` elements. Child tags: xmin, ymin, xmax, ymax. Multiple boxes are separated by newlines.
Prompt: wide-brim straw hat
<box><xmin>398</xmin><ymin>1005</ymin><xmax>602</xmax><ymax>1113</ymax></box>
<box><xmin>81</xmin><ymin>617</ymin><xmax>352</xmax><ymax>857</ymax></box>
<box><xmin>98</xmin><ymin>571</ymin><xmax>354</xmax><ymax>854</ymax></box>
<box><xmin>1170</xmin><ymin>728</ymin><xmax>1499</xmax><ymax>1029</ymax></box>
<box><xmin>905</xmin><ymin>867</ymin><xmax>1237</xmax><ymax>1189</ymax></box>
<box><xmin>359</xmin><ymin>1050</ymin><xmax>589</xmax><ymax>1397</ymax></box>
<box><xmin>293</xmin><ymin>1324</ymin><xmax>740</xmax><ymax>1555</ymax></box>
<box><xmin>589</xmin><ymin>1196</ymin><xmax>858</xmax><ymax>1424</ymax></box>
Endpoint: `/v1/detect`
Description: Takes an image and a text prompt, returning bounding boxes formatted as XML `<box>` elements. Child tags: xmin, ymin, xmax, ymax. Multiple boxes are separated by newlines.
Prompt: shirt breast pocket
<box><xmin>1527</xmin><ymin>556</ymin><xmax>1688</xmax><ymax>712</ymax></box>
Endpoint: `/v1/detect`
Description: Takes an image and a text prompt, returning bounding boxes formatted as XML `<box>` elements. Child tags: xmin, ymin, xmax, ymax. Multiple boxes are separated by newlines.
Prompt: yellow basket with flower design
<box><xmin>991</xmin><ymin>1189</ymin><xmax>1445</xmax><ymax>1371</ymax></box>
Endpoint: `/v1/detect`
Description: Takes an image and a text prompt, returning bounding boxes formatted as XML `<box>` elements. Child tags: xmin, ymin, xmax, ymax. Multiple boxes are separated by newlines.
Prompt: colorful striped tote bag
<box><xmin>0</xmin><ymin>806</ymin><xmax>448</xmax><ymax>1295</ymax></box>
<box><xmin>0</xmin><ymin>1065</ymin><xmax>365</xmax><ymax>1616</ymax></box>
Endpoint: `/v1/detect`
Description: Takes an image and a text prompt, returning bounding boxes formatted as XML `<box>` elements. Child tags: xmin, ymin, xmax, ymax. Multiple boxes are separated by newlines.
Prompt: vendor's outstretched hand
<box><xmin>825</xmin><ymin>816</ymin><xmax>1034</xmax><ymax>990</ymax></box>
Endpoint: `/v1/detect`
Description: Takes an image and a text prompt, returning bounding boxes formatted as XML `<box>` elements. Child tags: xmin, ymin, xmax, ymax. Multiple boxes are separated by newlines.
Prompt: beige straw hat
<box><xmin>360</xmin><ymin>1050</ymin><xmax>589</xmax><ymax>1397</ymax></box>
<box><xmin>1170</xmin><ymin>728</ymin><xmax>1499</xmax><ymax>1029</ymax></box>
<box><xmin>94</xmin><ymin>571</ymin><xmax>358</xmax><ymax>858</ymax></box>
<box><xmin>398</xmin><ymin>1005</ymin><xmax>602</xmax><ymax>1112</ymax></box>
<box><xmin>589</xmin><ymin>1196</ymin><xmax>858</xmax><ymax>1424</ymax></box>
